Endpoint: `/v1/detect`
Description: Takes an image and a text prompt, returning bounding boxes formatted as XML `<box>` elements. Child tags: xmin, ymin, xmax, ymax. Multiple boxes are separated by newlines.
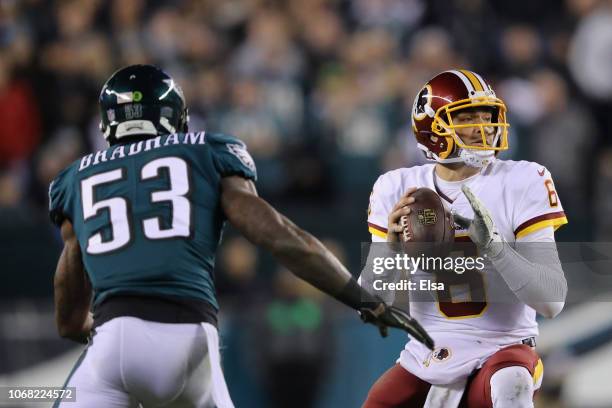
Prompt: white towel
<box><xmin>423</xmin><ymin>379</ymin><xmax>467</xmax><ymax>408</ymax></box>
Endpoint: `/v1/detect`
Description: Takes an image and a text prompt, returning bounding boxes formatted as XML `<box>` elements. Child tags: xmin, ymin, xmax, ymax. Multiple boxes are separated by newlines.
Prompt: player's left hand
<box><xmin>360</xmin><ymin>303</ymin><xmax>435</xmax><ymax>350</ymax></box>
<box><xmin>453</xmin><ymin>185</ymin><xmax>504</xmax><ymax>258</ymax></box>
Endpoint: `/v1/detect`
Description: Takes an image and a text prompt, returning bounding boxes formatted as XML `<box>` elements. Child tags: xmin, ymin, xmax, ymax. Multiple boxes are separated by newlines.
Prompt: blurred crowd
<box><xmin>1</xmin><ymin>0</ymin><xmax>611</xmax><ymax>240</ymax></box>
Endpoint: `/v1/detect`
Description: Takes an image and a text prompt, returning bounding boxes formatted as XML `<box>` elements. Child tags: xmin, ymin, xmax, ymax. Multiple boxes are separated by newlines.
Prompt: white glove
<box><xmin>453</xmin><ymin>185</ymin><xmax>504</xmax><ymax>258</ymax></box>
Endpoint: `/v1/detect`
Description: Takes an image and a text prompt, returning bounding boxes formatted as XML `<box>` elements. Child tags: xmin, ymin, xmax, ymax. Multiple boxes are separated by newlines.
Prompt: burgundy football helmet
<box><xmin>411</xmin><ymin>70</ymin><xmax>509</xmax><ymax>167</ymax></box>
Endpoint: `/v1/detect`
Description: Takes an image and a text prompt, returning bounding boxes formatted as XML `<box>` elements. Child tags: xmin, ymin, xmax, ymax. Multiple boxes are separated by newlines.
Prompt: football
<box><xmin>399</xmin><ymin>188</ymin><xmax>454</xmax><ymax>243</ymax></box>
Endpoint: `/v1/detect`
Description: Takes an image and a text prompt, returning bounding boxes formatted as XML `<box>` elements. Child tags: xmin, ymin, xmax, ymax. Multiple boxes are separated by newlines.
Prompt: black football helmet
<box><xmin>99</xmin><ymin>64</ymin><xmax>189</xmax><ymax>145</ymax></box>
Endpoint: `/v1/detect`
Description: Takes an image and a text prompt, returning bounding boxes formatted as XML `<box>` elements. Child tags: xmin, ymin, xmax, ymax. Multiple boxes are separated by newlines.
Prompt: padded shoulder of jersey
<box><xmin>206</xmin><ymin>132</ymin><xmax>257</xmax><ymax>181</ymax></box>
<box><xmin>205</xmin><ymin>131</ymin><xmax>244</xmax><ymax>147</ymax></box>
<box><xmin>373</xmin><ymin>164</ymin><xmax>436</xmax><ymax>197</ymax></box>
<box><xmin>48</xmin><ymin>164</ymin><xmax>76</xmax><ymax>227</ymax></box>
<box><xmin>488</xmin><ymin>159</ymin><xmax>551</xmax><ymax>195</ymax></box>
<box><xmin>490</xmin><ymin>160</ymin><xmax>567</xmax><ymax>237</ymax></box>
<box><xmin>368</xmin><ymin>164</ymin><xmax>435</xmax><ymax>237</ymax></box>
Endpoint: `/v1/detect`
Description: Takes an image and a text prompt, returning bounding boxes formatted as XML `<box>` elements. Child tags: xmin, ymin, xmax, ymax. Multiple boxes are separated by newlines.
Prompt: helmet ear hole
<box><xmin>434</xmin><ymin>123</ymin><xmax>445</xmax><ymax>133</ymax></box>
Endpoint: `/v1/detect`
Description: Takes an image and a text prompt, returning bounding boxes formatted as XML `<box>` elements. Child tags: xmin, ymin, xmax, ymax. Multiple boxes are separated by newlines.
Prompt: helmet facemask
<box><xmin>430</xmin><ymin>97</ymin><xmax>509</xmax><ymax>167</ymax></box>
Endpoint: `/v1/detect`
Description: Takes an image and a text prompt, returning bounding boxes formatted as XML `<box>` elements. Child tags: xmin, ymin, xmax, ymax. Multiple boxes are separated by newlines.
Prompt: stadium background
<box><xmin>1</xmin><ymin>0</ymin><xmax>611</xmax><ymax>407</ymax></box>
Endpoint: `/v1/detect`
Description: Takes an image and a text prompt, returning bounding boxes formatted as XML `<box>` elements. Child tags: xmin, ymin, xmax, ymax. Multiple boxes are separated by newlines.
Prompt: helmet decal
<box><xmin>412</xmin><ymin>84</ymin><xmax>433</xmax><ymax>122</ymax></box>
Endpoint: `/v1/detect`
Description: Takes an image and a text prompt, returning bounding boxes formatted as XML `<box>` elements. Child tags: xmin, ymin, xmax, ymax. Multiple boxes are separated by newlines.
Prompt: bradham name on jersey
<box><xmin>78</xmin><ymin>132</ymin><xmax>206</xmax><ymax>172</ymax></box>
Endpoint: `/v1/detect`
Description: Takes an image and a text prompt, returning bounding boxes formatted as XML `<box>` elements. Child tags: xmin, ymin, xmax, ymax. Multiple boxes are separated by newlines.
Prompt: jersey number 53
<box><xmin>80</xmin><ymin>156</ymin><xmax>191</xmax><ymax>255</ymax></box>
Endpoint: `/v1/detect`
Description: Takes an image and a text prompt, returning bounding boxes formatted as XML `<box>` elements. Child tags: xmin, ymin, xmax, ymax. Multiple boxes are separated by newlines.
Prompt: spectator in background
<box><xmin>295</xmin><ymin>5</ymin><xmax>347</xmax><ymax>86</ymax></box>
<box><xmin>425</xmin><ymin>0</ymin><xmax>498</xmax><ymax>72</ymax></box>
<box><xmin>231</xmin><ymin>8</ymin><xmax>304</xmax><ymax>81</ymax></box>
<box><xmin>143</xmin><ymin>8</ymin><xmax>183</xmax><ymax>66</ymax></box>
<box><xmin>529</xmin><ymin>68</ymin><xmax>596</xmax><ymax>240</ymax></box>
<box><xmin>568</xmin><ymin>0</ymin><xmax>612</xmax><ymax>149</ymax></box>
<box><xmin>109</xmin><ymin>0</ymin><xmax>149</xmax><ymax>66</ymax></box>
<box><xmin>350</xmin><ymin>0</ymin><xmax>425</xmax><ymax>33</ymax></box>
<box><xmin>216</xmin><ymin>235</ymin><xmax>260</xmax><ymax>301</ymax></box>
<box><xmin>230</xmin><ymin>9</ymin><xmax>305</xmax><ymax>138</ymax></box>
<box><xmin>495</xmin><ymin>24</ymin><xmax>546</xmax><ymax>160</ymax></box>
<box><xmin>0</xmin><ymin>169</ymin><xmax>22</xmax><ymax>210</ymax></box>
<box><xmin>0</xmin><ymin>54</ymin><xmax>41</xmax><ymax>165</ymax></box>
<box><xmin>498</xmin><ymin>25</ymin><xmax>543</xmax><ymax>77</ymax></box>
<box><xmin>594</xmin><ymin>149</ymin><xmax>612</xmax><ymax>240</ymax></box>
<box><xmin>186</xmin><ymin>66</ymin><xmax>229</xmax><ymax>131</ymax></box>
<box><xmin>29</xmin><ymin>129</ymin><xmax>83</xmax><ymax>210</ymax></box>
<box><xmin>219</xmin><ymin>77</ymin><xmax>283</xmax><ymax>159</ymax></box>
<box><xmin>248</xmin><ymin>268</ymin><xmax>334</xmax><ymax>408</ymax></box>
<box><xmin>37</xmin><ymin>0</ymin><xmax>110</xmax><ymax>147</ymax></box>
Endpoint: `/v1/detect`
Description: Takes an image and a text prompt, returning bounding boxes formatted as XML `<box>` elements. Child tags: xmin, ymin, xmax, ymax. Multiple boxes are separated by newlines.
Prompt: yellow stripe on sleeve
<box><xmin>368</xmin><ymin>226</ymin><xmax>387</xmax><ymax>240</ymax></box>
<box><xmin>515</xmin><ymin>216</ymin><xmax>568</xmax><ymax>239</ymax></box>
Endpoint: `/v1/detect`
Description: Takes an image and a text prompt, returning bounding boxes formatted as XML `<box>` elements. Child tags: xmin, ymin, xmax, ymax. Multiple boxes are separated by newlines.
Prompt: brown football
<box><xmin>399</xmin><ymin>188</ymin><xmax>454</xmax><ymax>243</ymax></box>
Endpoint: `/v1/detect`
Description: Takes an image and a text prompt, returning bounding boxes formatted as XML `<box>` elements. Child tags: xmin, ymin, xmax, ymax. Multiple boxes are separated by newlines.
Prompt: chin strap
<box><xmin>418</xmin><ymin>134</ymin><xmax>499</xmax><ymax>168</ymax></box>
<box><xmin>458</xmin><ymin>148</ymin><xmax>496</xmax><ymax>168</ymax></box>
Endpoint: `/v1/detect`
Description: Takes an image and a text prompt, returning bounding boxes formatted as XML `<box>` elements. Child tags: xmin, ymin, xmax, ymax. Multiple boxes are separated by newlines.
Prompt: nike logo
<box><xmin>537</xmin><ymin>168</ymin><xmax>545</xmax><ymax>176</ymax></box>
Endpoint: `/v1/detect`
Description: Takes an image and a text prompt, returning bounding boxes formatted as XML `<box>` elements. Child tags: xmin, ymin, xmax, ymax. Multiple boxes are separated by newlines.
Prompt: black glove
<box><xmin>360</xmin><ymin>303</ymin><xmax>435</xmax><ymax>350</ymax></box>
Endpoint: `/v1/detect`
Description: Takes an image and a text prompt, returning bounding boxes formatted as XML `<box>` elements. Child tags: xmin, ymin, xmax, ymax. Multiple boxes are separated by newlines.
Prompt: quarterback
<box><xmin>363</xmin><ymin>70</ymin><xmax>568</xmax><ymax>408</ymax></box>
<box><xmin>48</xmin><ymin>65</ymin><xmax>433</xmax><ymax>408</ymax></box>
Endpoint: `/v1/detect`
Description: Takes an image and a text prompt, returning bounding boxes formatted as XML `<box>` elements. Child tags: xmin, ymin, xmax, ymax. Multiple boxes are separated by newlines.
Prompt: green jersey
<box><xmin>49</xmin><ymin>131</ymin><xmax>257</xmax><ymax>310</ymax></box>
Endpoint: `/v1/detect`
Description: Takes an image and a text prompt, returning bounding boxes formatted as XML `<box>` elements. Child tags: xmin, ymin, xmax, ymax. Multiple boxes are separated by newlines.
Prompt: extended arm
<box><xmin>488</xmin><ymin>227</ymin><xmax>566</xmax><ymax>318</ymax></box>
<box><xmin>220</xmin><ymin>176</ymin><xmax>357</xmax><ymax>303</ymax></box>
<box><xmin>54</xmin><ymin>220</ymin><xmax>93</xmax><ymax>343</ymax></box>
<box><xmin>220</xmin><ymin>176</ymin><xmax>434</xmax><ymax>347</ymax></box>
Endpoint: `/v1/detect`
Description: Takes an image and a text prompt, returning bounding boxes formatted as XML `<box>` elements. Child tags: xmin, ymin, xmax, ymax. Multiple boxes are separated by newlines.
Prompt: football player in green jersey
<box><xmin>49</xmin><ymin>65</ymin><xmax>432</xmax><ymax>407</ymax></box>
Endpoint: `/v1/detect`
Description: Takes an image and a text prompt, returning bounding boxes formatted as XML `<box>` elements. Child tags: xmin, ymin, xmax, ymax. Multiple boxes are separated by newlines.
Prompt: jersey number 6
<box><xmin>435</xmin><ymin>241</ymin><xmax>487</xmax><ymax>319</ymax></box>
<box><xmin>80</xmin><ymin>157</ymin><xmax>191</xmax><ymax>255</ymax></box>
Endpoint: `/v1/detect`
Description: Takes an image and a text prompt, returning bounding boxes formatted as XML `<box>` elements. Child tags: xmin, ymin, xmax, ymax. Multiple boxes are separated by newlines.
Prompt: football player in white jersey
<box><xmin>362</xmin><ymin>70</ymin><xmax>568</xmax><ymax>408</ymax></box>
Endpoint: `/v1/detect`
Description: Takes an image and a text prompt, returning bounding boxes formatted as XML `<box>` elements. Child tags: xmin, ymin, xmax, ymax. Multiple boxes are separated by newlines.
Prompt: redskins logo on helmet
<box><xmin>411</xmin><ymin>70</ymin><xmax>509</xmax><ymax>167</ymax></box>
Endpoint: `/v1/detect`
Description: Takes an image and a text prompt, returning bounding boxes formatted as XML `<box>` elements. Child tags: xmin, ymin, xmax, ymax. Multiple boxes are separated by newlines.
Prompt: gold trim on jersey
<box><xmin>515</xmin><ymin>212</ymin><xmax>568</xmax><ymax>239</ymax></box>
<box><xmin>368</xmin><ymin>223</ymin><xmax>388</xmax><ymax>239</ymax></box>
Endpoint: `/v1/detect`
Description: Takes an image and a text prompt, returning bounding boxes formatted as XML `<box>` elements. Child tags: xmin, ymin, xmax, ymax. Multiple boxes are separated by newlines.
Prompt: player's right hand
<box><xmin>386</xmin><ymin>187</ymin><xmax>417</xmax><ymax>242</ymax></box>
<box><xmin>360</xmin><ymin>302</ymin><xmax>435</xmax><ymax>350</ymax></box>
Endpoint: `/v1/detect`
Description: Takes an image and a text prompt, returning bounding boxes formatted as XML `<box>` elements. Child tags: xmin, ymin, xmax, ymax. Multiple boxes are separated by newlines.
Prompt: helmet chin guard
<box><xmin>416</xmin><ymin>143</ymin><xmax>496</xmax><ymax>168</ymax></box>
<box><xmin>458</xmin><ymin>148</ymin><xmax>496</xmax><ymax>168</ymax></box>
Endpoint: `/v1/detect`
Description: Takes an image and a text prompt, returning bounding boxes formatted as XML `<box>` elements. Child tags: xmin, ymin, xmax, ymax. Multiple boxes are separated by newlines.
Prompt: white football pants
<box><xmin>54</xmin><ymin>317</ymin><xmax>234</xmax><ymax>408</ymax></box>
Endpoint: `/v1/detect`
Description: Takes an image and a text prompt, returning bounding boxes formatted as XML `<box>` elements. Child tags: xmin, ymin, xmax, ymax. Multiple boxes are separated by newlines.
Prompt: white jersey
<box><xmin>367</xmin><ymin>160</ymin><xmax>567</xmax><ymax>384</ymax></box>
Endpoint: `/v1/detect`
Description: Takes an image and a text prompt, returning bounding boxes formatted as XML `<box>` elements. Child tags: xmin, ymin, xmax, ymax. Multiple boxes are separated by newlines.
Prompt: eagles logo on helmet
<box><xmin>411</xmin><ymin>70</ymin><xmax>509</xmax><ymax>168</ymax></box>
